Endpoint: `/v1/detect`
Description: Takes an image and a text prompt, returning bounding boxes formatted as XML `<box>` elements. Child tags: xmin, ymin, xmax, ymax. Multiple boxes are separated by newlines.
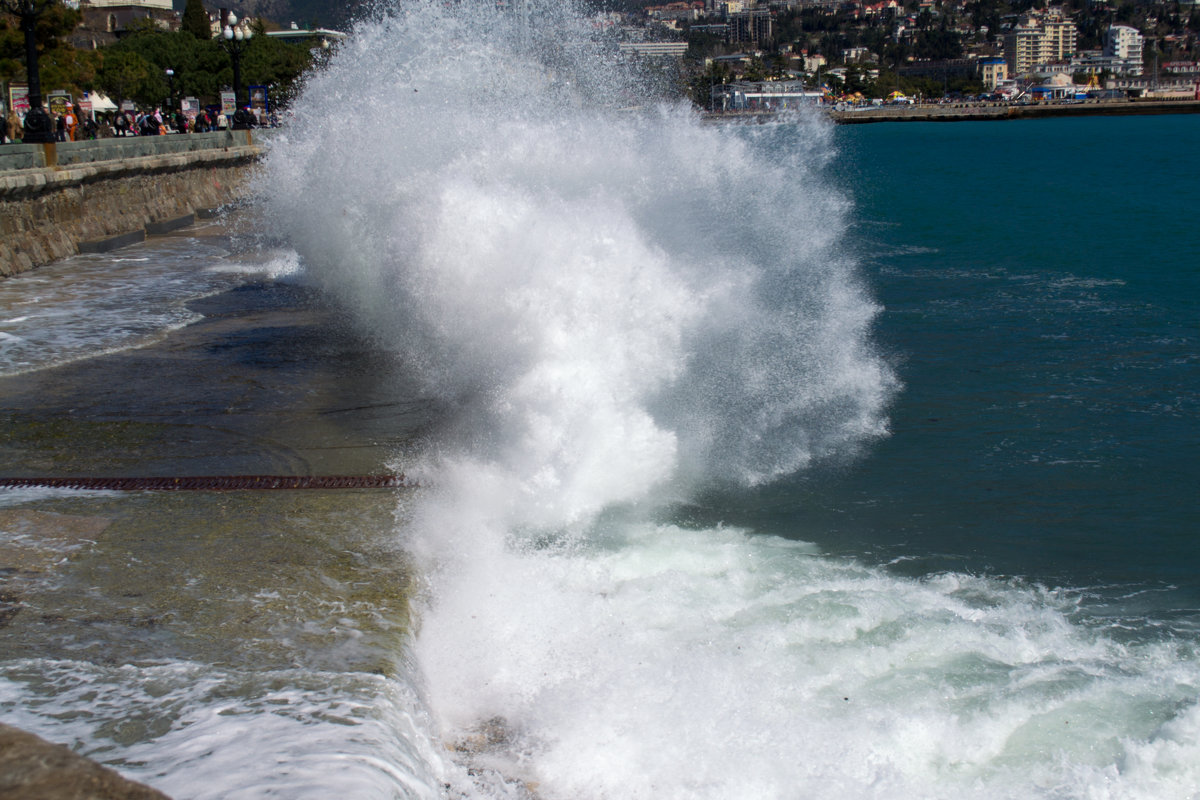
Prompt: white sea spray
<box><xmin>250</xmin><ymin>1</ymin><xmax>1200</xmax><ymax>798</ymax></box>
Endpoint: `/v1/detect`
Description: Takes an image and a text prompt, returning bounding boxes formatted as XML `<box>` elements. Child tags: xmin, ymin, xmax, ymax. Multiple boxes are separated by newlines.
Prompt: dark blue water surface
<box><xmin>723</xmin><ymin>115</ymin><xmax>1199</xmax><ymax>615</ymax></box>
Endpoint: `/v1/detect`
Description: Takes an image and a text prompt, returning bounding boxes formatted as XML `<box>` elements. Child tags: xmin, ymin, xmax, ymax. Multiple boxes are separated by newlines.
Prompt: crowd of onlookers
<box><xmin>0</xmin><ymin>104</ymin><xmax>279</xmax><ymax>145</ymax></box>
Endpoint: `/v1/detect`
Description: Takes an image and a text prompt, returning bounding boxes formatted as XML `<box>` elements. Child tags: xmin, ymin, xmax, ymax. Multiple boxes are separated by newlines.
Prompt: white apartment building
<box><xmin>1105</xmin><ymin>25</ymin><xmax>1144</xmax><ymax>63</ymax></box>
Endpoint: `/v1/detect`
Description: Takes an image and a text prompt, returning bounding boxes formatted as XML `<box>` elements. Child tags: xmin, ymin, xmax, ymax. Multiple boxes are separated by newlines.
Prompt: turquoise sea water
<box><xmin>732</xmin><ymin>116</ymin><xmax>1200</xmax><ymax>611</ymax></box>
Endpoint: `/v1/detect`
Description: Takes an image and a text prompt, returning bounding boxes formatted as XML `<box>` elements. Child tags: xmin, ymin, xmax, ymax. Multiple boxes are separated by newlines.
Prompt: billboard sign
<box><xmin>9</xmin><ymin>84</ymin><xmax>29</xmax><ymax>113</ymax></box>
<box><xmin>249</xmin><ymin>85</ymin><xmax>268</xmax><ymax>114</ymax></box>
<box><xmin>47</xmin><ymin>91</ymin><xmax>72</xmax><ymax>116</ymax></box>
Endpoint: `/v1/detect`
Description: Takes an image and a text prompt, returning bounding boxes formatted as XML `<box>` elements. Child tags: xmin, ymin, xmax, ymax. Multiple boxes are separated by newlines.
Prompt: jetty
<box><xmin>707</xmin><ymin>96</ymin><xmax>1200</xmax><ymax>124</ymax></box>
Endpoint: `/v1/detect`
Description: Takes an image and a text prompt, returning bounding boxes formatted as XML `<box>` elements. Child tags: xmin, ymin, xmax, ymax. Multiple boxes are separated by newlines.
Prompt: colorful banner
<box><xmin>9</xmin><ymin>84</ymin><xmax>30</xmax><ymax>114</ymax></box>
<box><xmin>220</xmin><ymin>90</ymin><xmax>236</xmax><ymax>115</ymax></box>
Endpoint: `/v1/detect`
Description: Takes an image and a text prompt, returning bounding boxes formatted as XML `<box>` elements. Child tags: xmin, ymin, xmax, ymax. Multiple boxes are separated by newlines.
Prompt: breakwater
<box><xmin>706</xmin><ymin>97</ymin><xmax>1200</xmax><ymax>124</ymax></box>
<box><xmin>829</xmin><ymin>96</ymin><xmax>1200</xmax><ymax>123</ymax></box>
<box><xmin>0</xmin><ymin>131</ymin><xmax>262</xmax><ymax>276</ymax></box>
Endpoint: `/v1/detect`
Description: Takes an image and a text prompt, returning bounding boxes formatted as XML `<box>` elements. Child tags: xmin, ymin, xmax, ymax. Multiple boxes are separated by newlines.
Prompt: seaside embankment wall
<box><xmin>0</xmin><ymin>131</ymin><xmax>263</xmax><ymax>277</ymax></box>
<box><xmin>704</xmin><ymin>97</ymin><xmax>1200</xmax><ymax>124</ymax></box>
<box><xmin>827</xmin><ymin>97</ymin><xmax>1200</xmax><ymax>124</ymax></box>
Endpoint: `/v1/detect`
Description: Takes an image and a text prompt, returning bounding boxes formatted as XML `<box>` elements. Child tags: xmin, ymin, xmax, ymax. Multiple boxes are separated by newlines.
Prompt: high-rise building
<box><xmin>1003</xmin><ymin>10</ymin><xmax>1078</xmax><ymax>76</ymax></box>
<box><xmin>727</xmin><ymin>9</ymin><xmax>773</xmax><ymax>45</ymax></box>
<box><xmin>1105</xmin><ymin>25</ymin><xmax>1144</xmax><ymax>63</ymax></box>
<box><xmin>1004</xmin><ymin>25</ymin><xmax>1042</xmax><ymax>76</ymax></box>
<box><xmin>1042</xmin><ymin>16</ymin><xmax>1077</xmax><ymax>61</ymax></box>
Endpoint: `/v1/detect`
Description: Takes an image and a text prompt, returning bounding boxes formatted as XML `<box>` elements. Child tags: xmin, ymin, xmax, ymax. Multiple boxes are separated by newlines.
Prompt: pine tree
<box><xmin>182</xmin><ymin>0</ymin><xmax>211</xmax><ymax>39</ymax></box>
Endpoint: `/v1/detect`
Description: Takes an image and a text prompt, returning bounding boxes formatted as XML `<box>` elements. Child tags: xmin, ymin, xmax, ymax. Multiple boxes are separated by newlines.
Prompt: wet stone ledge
<box><xmin>0</xmin><ymin>722</ymin><xmax>171</xmax><ymax>799</ymax></box>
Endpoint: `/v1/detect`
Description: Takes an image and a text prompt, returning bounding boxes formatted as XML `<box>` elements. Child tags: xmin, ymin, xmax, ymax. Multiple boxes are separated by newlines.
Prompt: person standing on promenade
<box><xmin>5</xmin><ymin>111</ymin><xmax>20</xmax><ymax>143</ymax></box>
<box><xmin>114</xmin><ymin>111</ymin><xmax>129</xmax><ymax>137</ymax></box>
<box><xmin>0</xmin><ymin>109</ymin><xmax>7</xmax><ymax>144</ymax></box>
<box><xmin>138</xmin><ymin>111</ymin><xmax>158</xmax><ymax>136</ymax></box>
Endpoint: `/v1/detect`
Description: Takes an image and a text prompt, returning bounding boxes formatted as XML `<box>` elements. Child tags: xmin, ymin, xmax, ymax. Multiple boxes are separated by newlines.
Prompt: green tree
<box><xmin>38</xmin><ymin>39</ymin><xmax>98</xmax><ymax>95</ymax></box>
<box><xmin>98</xmin><ymin>26</ymin><xmax>316</xmax><ymax>109</ymax></box>
<box><xmin>739</xmin><ymin>56</ymin><xmax>768</xmax><ymax>82</ymax></box>
<box><xmin>688</xmin><ymin>59</ymin><xmax>732</xmax><ymax>107</ymax></box>
<box><xmin>182</xmin><ymin>0</ymin><xmax>210</xmax><ymax>40</ymax></box>
<box><xmin>105</xmin><ymin>28</ymin><xmax>200</xmax><ymax>106</ymax></box>
<box><xmin>95</xmin><ymin>47</ymin><xmax>153</xmax><ymax>105</ymax></box>
<box><xmin>240</xmin><ymin>35</ymin><xmax>315</xmax><ymax>107</ymax></box>
<box><xmin>0</xmin><ymin>0</ymin><xmax>80</xmax><ymax>84</ymax></box>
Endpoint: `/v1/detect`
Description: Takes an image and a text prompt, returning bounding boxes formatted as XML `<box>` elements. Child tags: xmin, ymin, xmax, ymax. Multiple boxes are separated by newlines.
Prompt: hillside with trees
<box><xmin>2</xmin><ymin>0</ymin><xmax>323</xmax><ymax>112</ymax></box>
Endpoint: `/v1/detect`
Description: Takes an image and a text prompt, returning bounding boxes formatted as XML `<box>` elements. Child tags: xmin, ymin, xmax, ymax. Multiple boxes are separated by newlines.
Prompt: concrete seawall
<box><xmin>706</xmin><ymin>97</ymin><xmax>1200</xmax><ymax>125</ymax></box>
<box><xmin>828</xmin><ymin>97</ymin><xmax>1200</xmax><ymax>124</ymax></box>
<box><xmin>0</xmin><ymin>131</ymin><xmax>264</xmax><ymax>277</ymax></box>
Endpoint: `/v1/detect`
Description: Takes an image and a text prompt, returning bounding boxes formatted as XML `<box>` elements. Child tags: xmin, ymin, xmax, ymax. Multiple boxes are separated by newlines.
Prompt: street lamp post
<box><xmin>165</xmin><ymin>68</ymin><xmax>175</xmax><ymax>114</ymax></box>
<box><xmin>219</xmin><ymin>13</ymin><xmax>254</xmax><ymax>129</ymax></box>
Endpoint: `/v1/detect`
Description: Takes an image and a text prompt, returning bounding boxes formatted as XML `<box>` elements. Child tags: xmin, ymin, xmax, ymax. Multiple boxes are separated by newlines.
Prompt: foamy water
<box><xmin>0</xmin><ymin>232</ymin><xmax>296</xmax><ymax>376</ymax></box>
<box><xmin>257</xmin><ymin>2</ymin><xmax>1200</xmax><ymax>799</ymax></box>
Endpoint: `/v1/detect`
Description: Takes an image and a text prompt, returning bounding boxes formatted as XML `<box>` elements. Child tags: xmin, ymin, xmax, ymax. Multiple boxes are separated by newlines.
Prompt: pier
<box><xmin>706</xmin><ymin>96</ymin><xmax>1200</xmax><ymax>124</ymax></box>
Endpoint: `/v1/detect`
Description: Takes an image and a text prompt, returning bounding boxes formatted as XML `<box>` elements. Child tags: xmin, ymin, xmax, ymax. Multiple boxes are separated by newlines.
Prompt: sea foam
<box><xmin>255</xmin><ymin>2</ymin><xmax>1200</xmax><ymax>798</ymax></box>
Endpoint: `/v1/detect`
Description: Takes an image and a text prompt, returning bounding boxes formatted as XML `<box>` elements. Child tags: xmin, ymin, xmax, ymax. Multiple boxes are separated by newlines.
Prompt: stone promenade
<box><xmin>0</xmin><ymin>131</ymin><xmax>263</xmax><ymax>276</ymax></box>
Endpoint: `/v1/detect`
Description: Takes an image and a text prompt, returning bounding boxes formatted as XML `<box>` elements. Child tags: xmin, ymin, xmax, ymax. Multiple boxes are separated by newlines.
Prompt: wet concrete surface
<box><xmin>0</xmin><ymin>277</ymin><xmax>433</xmax><ymax>480</ymax></box>
<box><xmin>0</xmin><ymin>232</ymin><xmax>435</xmax><ymax>794</ymax></box>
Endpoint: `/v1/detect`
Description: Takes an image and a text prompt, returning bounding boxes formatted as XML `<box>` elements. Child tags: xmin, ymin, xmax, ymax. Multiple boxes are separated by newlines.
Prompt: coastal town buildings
<box><xmin>727</xmin><ymin>8</ymin><xmax>773</xmax><ymax>45</ymax></box>
<box><xmin>78</xmin><ymin>0</ymin><xmax>177</xmax><ymax>36</ymax></box>
<box><xmin>980</xmin><ymin>58</ymin><xmax>1007</xmax><ymax>90</ymax></box>
<box><xmin>1104</xmin><ymin>25</ymin><xmax>1144</xmax><ymax>75</ymax></box>
<box><xmin>8</xmin><ymin>0</ymin><xmax>1198</xmax><ymax>118</ymax></box>
<box><xmin>265</xmin><ymin>21</ymin><xmax>348</xmax><ymax>47</ymax></box>
<box><xmin>619</xmin><ymin>40</ymin><xmax>689</xmax><ymax>58</ymax></box>
<box><xmin>710</xmin><ymin>79</ymin><xmax>819</xmax><ymax>111</ymax></box>
<box><xmin>1004</xmin><ymin>10</ymin><xmax>1078</xmax><ymax>77</ymax></box>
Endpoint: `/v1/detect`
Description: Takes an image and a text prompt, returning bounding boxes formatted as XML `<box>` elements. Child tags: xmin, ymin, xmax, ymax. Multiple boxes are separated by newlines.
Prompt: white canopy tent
<box><xmin>83</xmin><ymin>92</ymin><xmax>118</xmax><ymax>114</ymax></box>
